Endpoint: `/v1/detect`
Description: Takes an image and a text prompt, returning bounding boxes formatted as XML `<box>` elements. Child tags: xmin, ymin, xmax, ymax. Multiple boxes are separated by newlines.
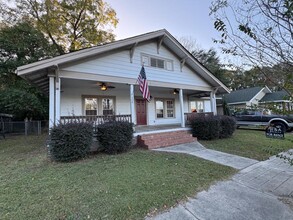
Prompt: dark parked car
<box><xmin>232</xmin><ymin>109</ymin><xmax>293</xmax><ymax>132</ymax></box>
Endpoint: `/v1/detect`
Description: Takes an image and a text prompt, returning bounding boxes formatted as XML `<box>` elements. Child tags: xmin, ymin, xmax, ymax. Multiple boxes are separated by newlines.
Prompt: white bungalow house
<box><xmin>16</xmin><ymin>29</ymin><xmax>229</xmax><ymax>132</ymax></box>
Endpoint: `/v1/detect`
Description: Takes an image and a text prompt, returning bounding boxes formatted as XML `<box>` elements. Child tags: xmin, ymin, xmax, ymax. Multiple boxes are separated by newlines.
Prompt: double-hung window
<box><xmin>83</xmin><ymin>96</ymin><xmax>115</xmax><ymax>116</ymax></box>
<box><xmin>85</xmin><ymin>98</ymin><xmax>98</xmax><ymax>116</ymax></box>
<box><xmin>102</xmin><ymin>98</ymin><xmax>114</xmax><ymax>115</ymax></box>
<box><xmin>155</xmin><ymin>99</ymin><xmax>175</xmax><ymax>118</ymax></box>
<box><xmin>190</xmin><ymin>100</ymin><xmax>204</xmax><ymax>113</ymax></box>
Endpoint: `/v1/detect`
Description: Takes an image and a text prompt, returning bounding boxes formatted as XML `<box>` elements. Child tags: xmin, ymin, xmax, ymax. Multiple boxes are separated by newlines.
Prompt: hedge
<box><xmin>191</xmin><ymin>115</ymin><xmax>236</xmax><ymax>140</ymax></box>
<box><xmin>96</xmin><ymin>121</ymin><xmax>133</xmax><ymax>154</ymax></box>
<box><xmin>49</xmin><ymin>121</ymin><xmax>93</xmax><ymax>162</ymax></box>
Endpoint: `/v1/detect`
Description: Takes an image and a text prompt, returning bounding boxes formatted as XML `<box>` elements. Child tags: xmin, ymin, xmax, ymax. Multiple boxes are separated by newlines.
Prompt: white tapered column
<box><xmin>179</xmin><ymin>89</ymin><xmax>185</xmax><ymax>128</ymax></box>
<box><xmin>210</xmin><ymin>90</ymin><xmax>217</xmax><ymax>115</ymax></box>
<box><xmin>49</xmin><ymin>76</ymin><xmax>55</xmax><ymax>129</ymax></box>
<box><xmin>55</xmin><ymin>78</ymin><xmax>61</xmax><ymax>124</ymax></box>
<box><xmin>130</xmin><ymin>84</ymin><xmax>136</xmax><ymax>125</ymax></box>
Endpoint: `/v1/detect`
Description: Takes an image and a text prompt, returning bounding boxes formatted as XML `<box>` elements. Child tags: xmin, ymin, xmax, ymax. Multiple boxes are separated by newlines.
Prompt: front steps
<box><xmin>137</xmin><ymin>130</ymin><xmax>197</xmax><ymax>149</ymax></box>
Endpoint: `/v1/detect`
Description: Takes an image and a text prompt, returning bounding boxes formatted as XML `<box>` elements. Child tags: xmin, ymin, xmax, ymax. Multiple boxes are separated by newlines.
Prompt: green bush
<box><xmin>191</xmin><ymin>115</ymin><xmax>221</xmax><ymax>140</ymax></box>
<box><xmin>49</xmin><ymin>121</ymin><xmax>93</xmax><ymax>162</ymax></box>
<box><xmin>96</xmin><ymin>121</ymin><xmax>133</xmax><ymax>154</ymax></box>
<box><xmin>219</xmin><ymin>115</ymin><xmax>236</xmax><ymax>138</ymax></box>
<box><xmin>190</xmin><ymin>115</ymin><xmax>236</xmax><ymax>140</ymax></box>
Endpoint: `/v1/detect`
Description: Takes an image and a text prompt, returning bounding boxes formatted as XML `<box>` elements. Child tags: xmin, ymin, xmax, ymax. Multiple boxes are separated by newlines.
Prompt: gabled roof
<box><xmin>261</xmin><ymin>90</ymin><xmax>290</xmax><ymax>102</ymax></box>
<box><xmin>16</xmin><ymin>29</ymin><xmax>229</xmax><ymax>94</ymax></box>
<box><xmin>223</xmin><ymin>86</ymin><xmax>270</xmax><ymax>104</ymax></box>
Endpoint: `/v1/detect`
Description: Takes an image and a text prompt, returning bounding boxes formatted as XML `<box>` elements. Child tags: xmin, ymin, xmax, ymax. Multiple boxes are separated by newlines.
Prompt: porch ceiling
<box><xmin>61</xmin><ymin>78</ymin><xmax>211</xmax><ymax>98</ymax></box>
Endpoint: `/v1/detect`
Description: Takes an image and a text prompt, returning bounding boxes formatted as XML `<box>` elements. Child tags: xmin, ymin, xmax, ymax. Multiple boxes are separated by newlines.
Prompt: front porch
<box><xmin>52</xmin><ymin>78</ymin><xmax>217</xmax><ymax>130</ymax></box>
<box><xmin>60</xmin><ymin>112</ymin><xmax>213</xmax><ymax>131</ymax></box>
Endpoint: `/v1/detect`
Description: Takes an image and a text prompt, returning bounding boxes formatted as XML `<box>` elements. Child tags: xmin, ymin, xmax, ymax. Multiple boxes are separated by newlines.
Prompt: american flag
<box><xmin>137</xmin><ymin>66</ymin><xmax>151</xmax><ymax>102</ymax></box>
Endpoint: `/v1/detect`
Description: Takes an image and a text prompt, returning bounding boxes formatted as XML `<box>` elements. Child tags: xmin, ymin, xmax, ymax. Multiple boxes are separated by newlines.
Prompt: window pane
<box><xmin>166</xmin><ymin>100</ymin><xmax>174</xmax><ymax>109</ymax></box>
<box><xmin>167</xmin><ymin>110</ymin><xmax>174</xmax><ymax>117</ymax></box>
<box><xmin>156</xmin><ymin>100</ymin><xmax>164</xmax><ymax>118</ymax></box>
<box><xmin>85</xmin><ymin>98</ymin><xmax>98</xmax><ymax>115</ymax></box>
<box><xmin>166</xmin><ymin>100</ymin><xmax>174</xmax><ymax>118</ymax></box>
<box><xmin>197</xmin><ymin>101</ymin><xmax>204</xmax><ymax>111</ymax></box>
<box><xmin>157</xmin><ymin>59</ymin><xmax>165</xmax><ymax>68</ymax></box>
<box><xmin>102</xmin><ymin>98</ymin><xmax>114</xmax><ymax>115</ymax></box>
<box><xmin>150</xmin><ymin>58</ymin><xmax>156</xmax><ymax>67</ymax></box>
<box><xmin>190</xmin><ymin>101</ymin><xmax>196</xmax><ymax>112</ymax></box>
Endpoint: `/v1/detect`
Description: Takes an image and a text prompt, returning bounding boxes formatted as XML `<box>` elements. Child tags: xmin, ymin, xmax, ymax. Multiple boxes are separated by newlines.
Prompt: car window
<box><xmin>247</xmin><ymin>110</ymin><xmax>255</xmax><ymax>115</ymax></box>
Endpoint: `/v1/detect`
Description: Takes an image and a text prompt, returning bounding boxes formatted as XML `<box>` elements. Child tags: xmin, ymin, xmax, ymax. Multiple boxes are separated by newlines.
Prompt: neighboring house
<box><xmin>217</xmin><ymin>86</ymin><xmax>292</xmax><ymax>113</ymax></box>
<box><xmin>259</xmin><ymin>90</ymin><xmax>293</xmax><ymax>111</ymax></box>
<box><xmin>16</xmin><ymin>29</ymin><xmax>229</xmax><ymax>130</ymax></box>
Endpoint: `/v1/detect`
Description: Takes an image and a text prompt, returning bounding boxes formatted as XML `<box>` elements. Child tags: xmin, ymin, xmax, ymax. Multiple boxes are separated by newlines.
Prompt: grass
<box><xmin>0</xmin><ymin>135</ymin><xmax>235</xmax><ymax>220</ymax></box>
<box><xmin>200</xmin><ymin>129</ymin><xmax>293</xmax><ymax>161</ymax></box>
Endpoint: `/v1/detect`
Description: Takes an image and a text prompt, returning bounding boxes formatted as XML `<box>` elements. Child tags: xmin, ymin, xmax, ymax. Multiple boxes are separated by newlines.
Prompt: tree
<box><xmin>210</xmin><ymin>0</ymin><xmax>293</xmax><ymax>98</ymax></box>
<box><xmin>0</xmin><ymin>21</ymin><xmax>57</xmax><ymax>119</ymax></box>
<box><xmin>0</xmin><ymin>0</ymin><xmax>118</xmax><ymax>54</ymax></box>
<box><xmin>0</xmin><ymin>21</ymin><xmax>58</xmax><ymax>84</ymax></box>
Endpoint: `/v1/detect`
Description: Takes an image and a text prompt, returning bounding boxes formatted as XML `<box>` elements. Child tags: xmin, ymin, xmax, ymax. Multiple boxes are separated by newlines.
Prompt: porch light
<box><xmin>173</xmin><ymin>89</ymin><xmax>179</xmax><ymax>94</ymax></box>
<box><xmin>100</xmin><ymin>84</ymin><xmax>107</xmax><ymax>91</ymax></box>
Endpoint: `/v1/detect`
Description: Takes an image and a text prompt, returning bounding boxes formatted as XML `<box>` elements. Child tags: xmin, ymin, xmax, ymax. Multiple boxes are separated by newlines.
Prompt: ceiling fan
<box><xmin>98</xmin><ymin>82</ymin><xmax>115</xmax><ymax>91</ymax></box>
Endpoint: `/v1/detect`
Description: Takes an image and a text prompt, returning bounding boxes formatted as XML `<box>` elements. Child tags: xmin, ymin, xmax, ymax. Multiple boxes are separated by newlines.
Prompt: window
<box><xmin>83</xmin><ymin>96</ymin><xmax>115</xmax><ymax>116</ymax></box>
<box><xmin>150</xmin><ymin>57</ymin><xmax>165</xmax><ymax>69</ymax></box>
<box><xmin>155</xmin><ymin>99</ymin><xmax>175</xmax><ymax>118</ymax></box>
<box><xmin>102</xmin><ymin>98</ymin><xmax>114</xmax><ymax>115</ymax></box>
<box><xmin>190</xmin><ymin>101</ymin><xmax>204</xmax><ymax>113</ymax></box>
<box><xmin>85</xmin><ymin>98</ymin><xmax>98</xmax><ymax>115</ymax></box>
<box><xmin>156</xmin><ymin>100</ymin><xmax>164</xmax><ymax>118</ymax></box>
<box><xmin>141</xmin><ymin>54</ymin><xmax>173</xmax><ymax>71</ymax></box>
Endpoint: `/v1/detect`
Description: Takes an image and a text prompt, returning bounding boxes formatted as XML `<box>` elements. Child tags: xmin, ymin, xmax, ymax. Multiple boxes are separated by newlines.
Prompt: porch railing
<box><xmin>184</xmin><ymin>112</ymin><xmax>214</xmax><ymax>124</ymax></box>
<box><xmin>60</xmin><ymin>114</ymin><xmax>132</xmax><ymax>126</ymax></box>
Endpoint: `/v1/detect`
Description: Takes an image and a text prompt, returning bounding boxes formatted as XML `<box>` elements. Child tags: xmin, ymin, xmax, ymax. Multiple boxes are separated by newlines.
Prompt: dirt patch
<box><xmin>279</xmin><ymin>196</ymin><xmax>293</xmax><ymax>210</ymax></box>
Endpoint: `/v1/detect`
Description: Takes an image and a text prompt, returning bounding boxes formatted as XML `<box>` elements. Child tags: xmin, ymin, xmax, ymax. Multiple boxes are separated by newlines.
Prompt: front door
<box><xmin>136</xmin><ymin>99</ymin><xmax>147</xmax><ymax>125</ymax></box>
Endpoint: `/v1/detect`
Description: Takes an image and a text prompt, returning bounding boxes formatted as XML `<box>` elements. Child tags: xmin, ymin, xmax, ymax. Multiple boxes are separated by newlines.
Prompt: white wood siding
<box><xmin>60</xmin><ymin>42</ymin><xmax>211</xmax><ymax>88</ymax></box>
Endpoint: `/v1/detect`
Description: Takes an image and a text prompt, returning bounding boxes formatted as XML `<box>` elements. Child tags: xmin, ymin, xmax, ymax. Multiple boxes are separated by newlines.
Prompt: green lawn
<box><xmin>200</xmin><ymin>129</ymin><xmax>293</xmax><ymax>161</ymax></box>
<box><xmin>0</xmin><ymin>135</ymin><xmax>235</xmax><ymax>220</ymax></box>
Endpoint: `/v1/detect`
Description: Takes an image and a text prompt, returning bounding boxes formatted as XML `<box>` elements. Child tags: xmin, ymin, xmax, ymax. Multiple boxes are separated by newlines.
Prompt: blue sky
<box><xmin>107</xmin><ymin>0</ymin><xmax>220</xmax><ymax>51</ymax></box>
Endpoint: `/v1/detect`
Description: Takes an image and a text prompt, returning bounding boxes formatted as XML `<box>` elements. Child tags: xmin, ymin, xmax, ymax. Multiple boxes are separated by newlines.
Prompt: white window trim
<box><xmin>141</xmin><ymin>53</ymin><xmax>174</xmax><ymax>71</ymax></box>
<box><xmin>189</xmin><ymin>100</ymin><xmax>205</xmax><ymax>113</ymax></box>
<box><xmin>155</xmin><ymin>98</ymin><xmax>175</xmax><ymax>119</ymax></box>
<box><xmin>82</xmin><ymin>95</ymin><xmax>116</xmax><ymax>116</ymax></box>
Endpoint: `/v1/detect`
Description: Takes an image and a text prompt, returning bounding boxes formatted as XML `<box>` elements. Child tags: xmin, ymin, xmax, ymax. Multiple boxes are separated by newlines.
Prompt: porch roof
<box><xmin>16</xmin><ymin>29</ymin><xmax>230</xmax><ymax>94</ymax></box>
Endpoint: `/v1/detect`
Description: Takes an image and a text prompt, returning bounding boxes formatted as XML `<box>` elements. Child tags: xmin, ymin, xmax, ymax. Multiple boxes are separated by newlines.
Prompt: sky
<box><xmin>106</xmin><ymin>0</ymin><xmax>220</xmax><ymax>52</ymax></box>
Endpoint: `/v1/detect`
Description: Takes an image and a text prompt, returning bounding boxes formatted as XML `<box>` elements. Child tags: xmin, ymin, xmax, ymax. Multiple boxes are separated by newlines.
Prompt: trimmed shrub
<box><xmin>96</xmin><ymin>121</ymin><xmax>133</xmax><ymax>154</ymax></box>
<box><xmin>190</xmin><ymin>115</ymin><xmax>236</xmax><ymax>140</ymax></box>
<box><xmin>191</xmin><ymin>115</ymin><xmax>221</xmax><ymax>140</ymax></box>
<box><xmin>49</xmin><ymin>121</ymin><xmax>93</xmax><ymax>162</ymax></box>
<box><xmin>219</xmin><ymin>115</ymin><xmax>236</xmax><ymax>138</ymax></box>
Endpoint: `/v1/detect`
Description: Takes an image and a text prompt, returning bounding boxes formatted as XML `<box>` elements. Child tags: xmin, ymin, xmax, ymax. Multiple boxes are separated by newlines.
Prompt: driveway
<box><xmin>148</xmin><ymin>143</ymin><xmax>293</xmax><ymax>220</ymax></box>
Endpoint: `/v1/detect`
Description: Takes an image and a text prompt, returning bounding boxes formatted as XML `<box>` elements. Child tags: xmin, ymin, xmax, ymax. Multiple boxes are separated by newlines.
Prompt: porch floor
<box><xmin>134</xmin><ymin>123</ymin><xmax>191</xmax><ymax>136</ymax></box>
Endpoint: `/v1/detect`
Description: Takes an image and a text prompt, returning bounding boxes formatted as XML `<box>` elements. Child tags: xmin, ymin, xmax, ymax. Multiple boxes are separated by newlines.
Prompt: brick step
<box><xmin>140</xmin><ymin>131</ymin><xmax>193</xmax><ymax>140</ymax></box>
<box><xmin>137</xmin><ymin>130</ymin><xmax>197</xmax><ymax>149</ymax></box>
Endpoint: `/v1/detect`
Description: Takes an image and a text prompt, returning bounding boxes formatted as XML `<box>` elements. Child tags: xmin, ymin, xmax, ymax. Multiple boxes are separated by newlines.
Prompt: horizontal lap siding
<box><xmin>60</xmin><ymin>86</ymin><xmax>130</xmax><ymax>116</ymax></box>
<box><xmin>61</xmin><ymin>42</ymin><xmax>210</xmax><ymax>88</ymax></box>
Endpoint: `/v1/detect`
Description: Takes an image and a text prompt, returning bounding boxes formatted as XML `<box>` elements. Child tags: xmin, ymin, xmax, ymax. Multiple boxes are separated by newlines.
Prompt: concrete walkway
<box><xmin>148</xmin><ymin>143</ymin><xmax>293</xmax><ymax>220</ymax></box>
<box><xmin>153</xmin><ymin>142</ymin><xmax>259</xmax><ymax>170</ymax></box>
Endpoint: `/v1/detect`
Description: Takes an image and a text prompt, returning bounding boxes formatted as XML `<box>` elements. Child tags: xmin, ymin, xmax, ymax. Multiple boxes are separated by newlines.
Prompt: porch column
<box><xmin>179</xmin><ymin>89</ymin><xmax>185</xmax><ymax>128</ymax></box>
<box><xmin>49</xmin><ymin>76</ymin><xmax>55</xmax><ymax>129</ymax></box>
<box><xmin>55</xmin><ymin>78</ymin><xmax>61</xmax><ymax>124</ymax></box>
<box><xmin>130</xmin><ymin>84</ymin><xmax>136</xmax><ymax>125</ymax></box>
<box><xmin>210</xmin><ymin>90</ymin><xmax>217</xmax><ymax>115</ymax></box>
